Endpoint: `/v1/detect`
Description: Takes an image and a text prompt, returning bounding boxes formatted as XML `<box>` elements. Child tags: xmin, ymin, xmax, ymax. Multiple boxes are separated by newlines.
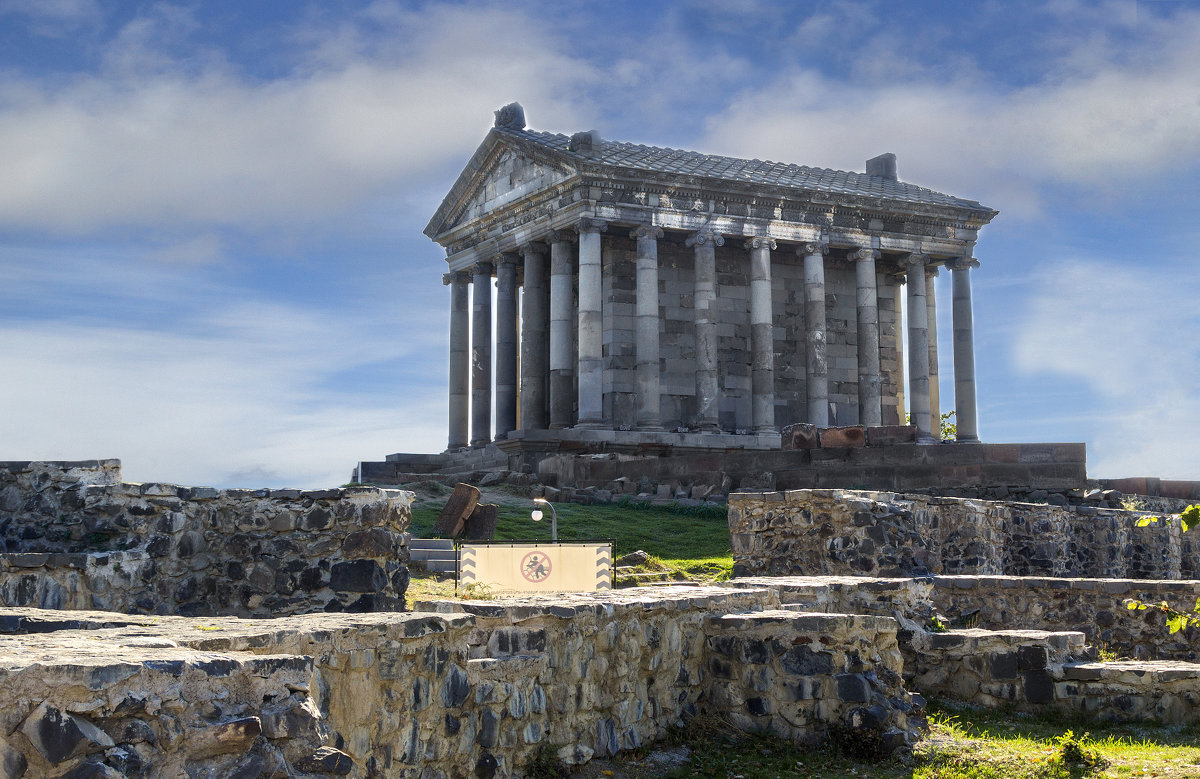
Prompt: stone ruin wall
<box><xmin>728</xmin><ymin>488</ymin><xmax>1190</xmax><ymax>580</ymax></box>
<box><xmin>0</xmin><ymin>460</ymin><xmax>411</xmax><ymax>617</ymax></box>
<box><xmin>0</xmin><ymin>585</ymin><xmax>922</xmax><ymax>778</ymax></box>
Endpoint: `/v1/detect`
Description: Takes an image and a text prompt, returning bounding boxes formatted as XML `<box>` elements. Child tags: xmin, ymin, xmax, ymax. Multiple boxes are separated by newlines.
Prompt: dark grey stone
<box><xmin>836</xmin><ymin>673</ymin><xmax>871</xmax><ymax>703</ymax></box>
<box><xmin>329</xmin><ymin>560</ymin><xmax>387</xmax><ymax>593</ymax></box>
<box><xmin>295</xmin><ymin>746</ymin><xmax>354</xmax><ymax>775</ymax></box>
<box><xmin>781</xmin><ymin>645</ymin><xmax>833</xmax><ymax>676</ymax></box>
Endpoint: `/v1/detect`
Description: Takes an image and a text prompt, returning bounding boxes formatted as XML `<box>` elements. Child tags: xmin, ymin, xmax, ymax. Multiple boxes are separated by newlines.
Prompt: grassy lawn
<box><xmin>405</xmin><ymin>481</ymin><xmax>734</xmax><ymax>585</ymax></box>
<box><xmin>595</xmin><ymin>704</ymin><xmax>1200</xmax><ymax>778</ymax></box>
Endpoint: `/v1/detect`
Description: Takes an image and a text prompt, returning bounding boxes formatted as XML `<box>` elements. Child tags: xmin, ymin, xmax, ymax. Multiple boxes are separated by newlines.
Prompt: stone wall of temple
<box><xmin>588</xmin><ymin>236</ymin><xmax>898</xmax><ymax>433</ymax></box>
<box><xmin>728</xmin><ymin>489</ymin><xmax>1184</xmax><ymax>580</ymax></box>
<box><xmin>0</xmin><ymin>460</ymin><xmax>411</xmax><ymax>617</ymax></box>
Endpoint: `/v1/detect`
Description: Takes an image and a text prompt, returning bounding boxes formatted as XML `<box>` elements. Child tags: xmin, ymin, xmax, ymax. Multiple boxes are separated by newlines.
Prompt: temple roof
<box><xmin>492</xmin><ymin>126</ymin><xmax>991</xmax><ymax>213</ymax></box>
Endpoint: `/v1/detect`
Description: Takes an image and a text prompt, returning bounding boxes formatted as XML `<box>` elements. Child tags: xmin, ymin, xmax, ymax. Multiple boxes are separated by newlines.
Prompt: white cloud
<box><xmin>0</xmin><ymin>3</ymin><xmax>594</xmax><ymax>235</ymax></box>
<box><xmin>1013</xmin><ymin>258</ymin><xmax>1200</xmax><ymax>479</ymax></box>
<box><xmin>0</xmin><ymin>316</ymin><xmax>447</xmax><ymax>489</ymax></box>
<box><xmin>697</xmin><ymin>9</ymin><xmax>1200</xmax><ymax>217</ymax></box>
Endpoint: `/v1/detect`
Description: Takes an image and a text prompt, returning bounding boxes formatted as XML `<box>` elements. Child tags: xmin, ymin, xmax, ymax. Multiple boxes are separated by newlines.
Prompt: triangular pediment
<box><xmin>425</xmin><ymin>132</ymin><xmax>577</xmax><ymax>240</ymax></box>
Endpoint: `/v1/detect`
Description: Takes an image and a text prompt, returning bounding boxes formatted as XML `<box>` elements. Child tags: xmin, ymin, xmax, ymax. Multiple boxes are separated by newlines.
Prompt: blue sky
<box><xmin>1</xmin><ymin>0</ymin><xmax>1198</xmax><ymax>488</ymax></box>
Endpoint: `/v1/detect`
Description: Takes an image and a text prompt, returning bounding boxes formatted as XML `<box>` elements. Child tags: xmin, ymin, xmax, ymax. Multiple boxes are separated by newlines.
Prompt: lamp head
<box><xmin>531</xmin><ymin>509</ymin><xmax>543</xmax><ymax>522</ymax></box>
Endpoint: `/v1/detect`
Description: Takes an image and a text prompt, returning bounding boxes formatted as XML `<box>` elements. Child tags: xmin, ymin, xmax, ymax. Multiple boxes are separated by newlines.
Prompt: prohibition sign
<box><xmin>520</xmin><ymin>550</ymin><xmax>552</xmax><ymax>583</ymax></box>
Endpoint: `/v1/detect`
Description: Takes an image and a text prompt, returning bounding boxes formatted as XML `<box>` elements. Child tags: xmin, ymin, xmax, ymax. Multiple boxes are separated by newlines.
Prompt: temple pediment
<box><xmin>426</xmin><ymin>134</ymin><xmax>577</xmax><ymax>239</ymax></box>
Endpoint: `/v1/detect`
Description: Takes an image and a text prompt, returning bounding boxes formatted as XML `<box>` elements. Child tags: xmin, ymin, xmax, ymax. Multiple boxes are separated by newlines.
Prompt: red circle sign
<box><xmin>520</xmin><ymin>551</ymin><xmax>552</xmax><ymax>583</ymax></box>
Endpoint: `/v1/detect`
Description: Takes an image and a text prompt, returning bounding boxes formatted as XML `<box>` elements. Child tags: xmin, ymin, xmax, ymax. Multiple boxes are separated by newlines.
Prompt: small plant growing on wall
<box><xmin>1125</xmin><ymin>505</ymin><xmax>1200</xmax><ymax>633</ymax></box>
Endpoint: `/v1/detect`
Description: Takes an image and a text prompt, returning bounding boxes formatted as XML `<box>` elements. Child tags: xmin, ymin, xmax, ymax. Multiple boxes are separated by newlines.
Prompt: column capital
<box><xmin>443</xmin><ymin>270</ymin><xmax>471</xmax><ymax>285</ymax></box>
<box><xmin>905</xmin><ymin>252</ymin><xmax>929</xmax><ymax>268</ymax></box>
<box><xmin>926</xmin><ymin>265</ymin><xmax>940</xmax><ymax>278</ymax></box>
<box><xmin>546</xmin><ymin>228</ymin><xmax>574</xmax><ymax>244</ymax></box>
<box><xmin>848</xmin><ymin>247</ymin><xmax>879</xmax><ymax>263</ymax></box>
<box><xmin>472</xmin><ymin>261</ymin><xmax>494</xmax><ymax>277</ymax></box>
<box><xmin>630</xmin><ymin>224</ymin><xmax>664</xmax><ymax>241</ymax></box>
<box><xmin>948</xmin><ymin>256</ymin><xmax>981</xmax><ymax>271</ymax></box>
<box><xmin>495</xmin><ymin>252</ymin><xmax>520</xmax><ymax>269</ymax></box>
<box><xmin>576</xmin><ymin>217</ymin><xmax>608</xmax><ymax>235</ymax></box>
<box><xmin>796</xmin><ymin>239</ymin><xmax>828</xmax><ymax>258</ymax></box>
<box><xmin>519</xmin><ymin>241</ymin><xmax>548</xmax><ymax>257</ymax></box>
<box><xmin>686</xmin><ymin>228</ymin><xmax>724</xmax><ymax>248</ymax></box>
<box><xmin>745</xmin><ymin>236</ymin><xmax>776</xmax><ymax>251</ymax></box>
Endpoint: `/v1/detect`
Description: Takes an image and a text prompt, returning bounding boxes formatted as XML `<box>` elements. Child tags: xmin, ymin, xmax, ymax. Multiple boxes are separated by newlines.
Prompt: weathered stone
<box><xmin>780</xmin><ymin>423</ymin><xmax>819</xmax><ymax>450</ymax></box>
<box><xmin>187</xmin><ymin>717</ymin><xmax>261</xmax><ymax>760</ymax></box>
<box><xmin>819</xmin><ymin>426</ymin><xmax>867</xmax><ymax>449</ymax></box>
<box><xmin>0</xmin><ymin>738</ymin><xmax>25</xmax><ymax>779</ymax></box>
<box><xmin>295</xmin><ymin>746</ymin><xmax>354</xmax><ymax>775</ymax></box>
<box><xmin>434</xmin><ymin>484</ymin><xmax>480</xmax><ymax>538</ymax></box>
<box><xmin>463</xmin><ymin>504</ymin><xmax>498</xmax><ymax>541</ymax></box>
<box><xmin>19</xmin><ymin>703</ymin><xmax>114</xmax><ymax>764</ymax></box>
<box><xmin>329</xmin><ymin>560</ymin><xmax>387</xmax><ymax>593</ymax></box>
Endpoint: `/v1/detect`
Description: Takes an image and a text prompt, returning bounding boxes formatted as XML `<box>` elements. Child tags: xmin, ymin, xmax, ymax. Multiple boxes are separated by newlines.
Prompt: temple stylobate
<box><xmin>424</xmin><ymin>103</ymin><xmax>997</xmax><ymax>456</ymax></box>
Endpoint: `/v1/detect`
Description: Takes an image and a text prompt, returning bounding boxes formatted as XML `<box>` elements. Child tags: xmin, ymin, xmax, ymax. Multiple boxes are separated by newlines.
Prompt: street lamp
<box><xmin>531</xmin><ymin>498</ymin><xmax>558</xmax><ymax>541</ymax></box>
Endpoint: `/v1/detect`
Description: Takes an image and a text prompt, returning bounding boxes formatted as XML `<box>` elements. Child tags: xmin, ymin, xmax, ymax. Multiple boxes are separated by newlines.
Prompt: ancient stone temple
<box><xmin>424</xmin><ymin>102</ymin><xmax>997</xmax><ymax>458</ymax></box>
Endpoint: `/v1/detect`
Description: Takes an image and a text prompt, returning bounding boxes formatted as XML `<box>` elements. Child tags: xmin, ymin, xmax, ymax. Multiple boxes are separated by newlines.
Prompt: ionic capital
<box><xmin>519</xmin><ymin>241</ymin><xmax>548</xmax><ymax>257</ymax></box>
<box><xmin>576</xmin><ymin>217</ymin><xmax>608</xmax><ymax>235</ymax></box>
<box><xmin>443</xmin><ymin>270</ymin><xmax>471</xmax><ymax>285</ymax></box>
<box><xmin>948</xmin><ymin>256</ymin><xmax>981</xmax><ymax>271</ymax></box>
<box><xmin>472</xmin><ymin>261</ymin><xmax>494</xmax><ymax>277</ymax></box>
<box><xmin>926</xmin><ymin>265</ymin><xmax>940</xmax><ymax>278</ymax></box>
<box><xmin>686</xmin><ymin>228</ymin><xmax>724</xmax><ymax>248</ymax></box>
<box><xmin>630</xmin><ymin>224</ymin><xmax>664</xmax><ymax>241</ymax></box>
<box><xmin>545</xmin><ymin>228</ymin><xmax>574</xmax><ymax>245</ymax></box>
<box><xmin>848</xmin><ymin>247</ymin><xmax>879</xmax><ymax>263</ymax></box>
<box><xmin>905</xmin><ymin>252</ymin><xmax>929</xmax><ymax>268</ymax></box>
<box><xmin>494</xmin><ymin>252</ymin><xmax>519</xmax><ymax>270</ymax></box>
<box><xmin>796</xmin><ymin>239</ymin><xmax>828</xmax><ymax>258</ymax></box>
<box><xmin>745</xmin><ymin>236</ymin><xmax>776</xmax><ymax>251</ymax></box>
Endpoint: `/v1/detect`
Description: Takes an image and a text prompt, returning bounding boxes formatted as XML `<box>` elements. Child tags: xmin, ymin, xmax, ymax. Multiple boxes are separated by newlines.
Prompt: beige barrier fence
<box><xmin>458</xmin><ymin>542</ymin><xmax>613</xmax><ymax>592</ymax></box>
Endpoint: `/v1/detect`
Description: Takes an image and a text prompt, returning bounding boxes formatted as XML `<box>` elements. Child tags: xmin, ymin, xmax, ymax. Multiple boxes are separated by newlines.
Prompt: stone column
<box><xmin>747</xmin><ymin>236</ymin><xmax>776</xmax><ymax>433</ymax></box>
<box><xmin>950</xmin><ymin>257</ymin><xmax>981</xmax><ymax>442</ymax></box>
<box><xmin>548</xmin><ymin>230</ymin><xmax>575</xmax><ymax>429</ymax></box>
<box><xmin>851</xmin><ymin>247</ymin><xmax>882</xmax><ymax>427</ymax></box>
<box><xmin>894</xmin><ymin>281</ymin><xmax>906</xmax><ymax>421</ymax></box>
<box><xmin>687</xmin><ymin>228</ymin><xmax>723</xmax><ymax>432</ymax></box>
<box><xmin>446</xmin><ymin>271</ymin><xmax>470</xmax><ymax>450</ymax></box>
<box><xmin>925</xmin><ymin>267</ymin><xmax>941</xmax><ymax>434</ymax></box>
<box><xmin>633</xmin><ymin>225</ymin><xmax>664</xmax><ymax>430</ymax></box>
<box><xmin>519</xmin><ymin>242</ymin><xmax>548</xmax><ymax>431</ymax></box>
<box><xmin>470</xmin><ymin>261</ymin><xmax>494</xmax><ymax>447</ymax></box>
<box><xmin>800</xmin><ymin>240</ymin><xmax>829</xmax><ymax>427</ymax></box>
<box><xmin>905</xmin><ymin>253</ymin><xmax>935</xmax><ymax>443</ymax></box>
<box><xmin>494</xmin><ymin>253</ymin><xmax>519</xmax><ymax>438</ymax></box>
<box><xmin>575</xmin><ymin>218</ymin><xmax>607</xmax><ymax>428</ymax></box>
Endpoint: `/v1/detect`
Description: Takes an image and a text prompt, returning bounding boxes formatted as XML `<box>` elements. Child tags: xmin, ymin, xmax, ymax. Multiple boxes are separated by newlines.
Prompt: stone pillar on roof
<box><xmin>445</xmin><ymin>271</ymin><xmax>470</xmax><ymax>450</ymax></box>
<box><xmin>905</xmin><ymin>253</ymin><xmax>935</xmax><ymax>443</ymax></box>
<box><xmin>519</xmin><ymin>242</ymin><xmax>549</xmax><ymax>431</ymax></box>
<box><xmin>926</xmin><ymin>266</ymin><xmax>941</xmax><ymax>436</ymax></box>
<box><xmin>548</xmin><ymin>230</ymin><xmax>576</xmax><ymax>429</ymax></box>
<box><xmin>633</xmin><ymin>225</ymin><xmax>664</xmax><ymax>430</ymax></box>
<box><xmin>470</xmin><ymin>261</ymin><xmax>494</xmax><ymax>446</ymax></box>
<box><xmin>575</xmin><ymin>218</ymin><xmax>607</xmax><ymax>428</ymax></box>
<box><xmin>801</xmin><ymin>240</ymin><xmax>830</xmax><ymax>427</ymax></box>
<box><xmin>687</xmin><ymin>228</ymin><xmax>723</xmax><ymax>432</ymax></box>
<box><xmin>747</xmin><ymin>236</ymin><xmax>776</xmax><ymax>434</ymax></box>
<box><xmin>851</xmin><ymin>247</ymin><xmax>882</xmax><ymax>428</ymax></box>
<box><xmin>950</xmin><ymin>256</ymin><xmax>982</xmax><ymax>443</ymax></box>
<box><xmin>494</xmin><ymin>253</ymin><xmax>520</xmax><ymax>438</ymax></box>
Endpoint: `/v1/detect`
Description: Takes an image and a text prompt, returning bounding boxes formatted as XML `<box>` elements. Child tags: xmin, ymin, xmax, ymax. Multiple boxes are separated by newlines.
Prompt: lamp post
<box><xmin>531</xmin><ymin>498</ymin><xmax>558</xmax><ymax>541</ymax></box>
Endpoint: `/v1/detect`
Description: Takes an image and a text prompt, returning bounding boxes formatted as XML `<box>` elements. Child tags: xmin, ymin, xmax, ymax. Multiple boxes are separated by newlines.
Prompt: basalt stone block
<box><xmin>296</xmin><ymin>747</ymin><xmax>354</xmax><ymax>775</ymax></box>
<box><xmin>342</xmin><ymin>527</ymin><xmax>400</xmax><ymax>558</ymax></box>
<box><xmin>59</xmin><ymin>762</ymin><xmax>123</xmax><ymax>779</ymax></box>
<box><xmin>329</xmin><ymin>560</ymin><xmax>387</xmax><ymax>593</ymax></box>
<box><xmin>820</xmin><ymin>426</ymin><xmax>867</xmax><ymax>449</ymax></box>
<box><xmin>837</xmin><ymin>673</ymin><xmax>872</xmax><ymax>702</ymax></box>
<box><xmin>866</xmin><ymin>425</ymin><xmax>917</xmax><ymax>446</ymax></box>
<box><xmin>20</xmin><ymin>703</ymin><xmax>114</xmax><ymax>764</ymax></box>
<box><xmin>188</xmin><ymin>717</ymin><xmax>261</xmax><ymax>760</ymax></box>
<box><xmin>781</xmin><ymin>645</ymin><xmax>833</xmax><ymax>676</ymax></box>
<box><xmin>435</xmin><ymin>483</ymin><xmax>481</xmax><ymax>537</ymax></box>
<box><xmin>0</xmin><ymin>737</ymin><xmax>26</xmax><ymax>779</ymax></box>
<box><xmin>1023</xmin><ymin>669</ymin><xmax>1055</xmax><ymax>704</ymax></box>
<box><xmin>464</xmin><ymin>503</ymin><xmax>498</xmax><ymax>540</ymax></box>
<box><xmin>781</xmin><ymin>423</ymin><xmax>820</xmax><ymax>450</ymax></box>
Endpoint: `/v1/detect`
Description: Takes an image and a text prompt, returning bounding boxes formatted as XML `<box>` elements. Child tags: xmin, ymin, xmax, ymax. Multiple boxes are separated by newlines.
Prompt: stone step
<box><xmin>408</xmin><ymin>538</ymin><xmax>457</xmax><ymax>573</ymax></box>
<box><xmin>1056</xmin><ymin>660</ymin><xmax>1200</xmax><ymax>723</ymax></box>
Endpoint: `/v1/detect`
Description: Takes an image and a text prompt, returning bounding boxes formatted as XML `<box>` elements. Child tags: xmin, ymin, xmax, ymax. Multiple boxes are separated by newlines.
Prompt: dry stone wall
<box><xmin>0</xmin><ymin>583</ymin><xmax>925</xmax><ymax>778</ymax></box>
<box><xmin>0</xmin><ymin>460</ymin><xmax>411</xmax><ymax>617</ymax></box>
<box><xmin>728</xmin><ymin>489</ymin><xmax>1185</xmax><ymax>580</ymax></box>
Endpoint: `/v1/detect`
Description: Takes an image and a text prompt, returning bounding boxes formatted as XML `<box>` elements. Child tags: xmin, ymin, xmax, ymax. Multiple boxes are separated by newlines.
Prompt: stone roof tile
<box><xmin>497</xmin><ymin>126</ymin><xmax>991</xmax><ymax>213</ymax></box>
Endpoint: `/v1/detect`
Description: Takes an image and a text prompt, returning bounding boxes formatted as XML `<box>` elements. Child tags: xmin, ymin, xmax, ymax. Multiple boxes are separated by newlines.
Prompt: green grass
<box><xmin>598</xmin><ymin>704</ymin><xmax>1200</xmax><ymax>778</ymax></box>
<box><xmin>408</xmin><ymin>489</ymin><xmax>732</xmax><ymax>564</ymax></box>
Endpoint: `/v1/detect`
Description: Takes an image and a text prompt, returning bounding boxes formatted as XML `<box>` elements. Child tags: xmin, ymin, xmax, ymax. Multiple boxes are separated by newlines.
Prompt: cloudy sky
<box><xmin>1</xmin><ymin>0</ymin><xmax>1197</xmax><ymax>488</ymax></box>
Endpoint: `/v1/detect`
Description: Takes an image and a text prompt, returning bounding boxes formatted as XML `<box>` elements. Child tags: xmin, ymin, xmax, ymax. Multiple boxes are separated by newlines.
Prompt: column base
<box><xmin>573</xmin><ymin>421</ymin><xmax>609</xmax><ymax>430</ymax></box>
<box><xmin>915</xmin><ymin>434</ymin><xmax>938</xmax><ymax>445</ymax></box>
<box><xmin>955</xmin><ymin>434</ymin><xmax>981</xmax><ymax>443</ymax></box>
<box><xmin>752</xmin><ymin>426</ymin><xmax>778</xmax><ymax>435</ymax></box>
<box><xmin>637</xmin><ymin>424</ymin><xmax>665</xmax><ymax>432</ymax></box>
<box><xmin>696</xmin><ymin>423</ymin><xmax>721</xmax><ymax>433</ymax></box>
